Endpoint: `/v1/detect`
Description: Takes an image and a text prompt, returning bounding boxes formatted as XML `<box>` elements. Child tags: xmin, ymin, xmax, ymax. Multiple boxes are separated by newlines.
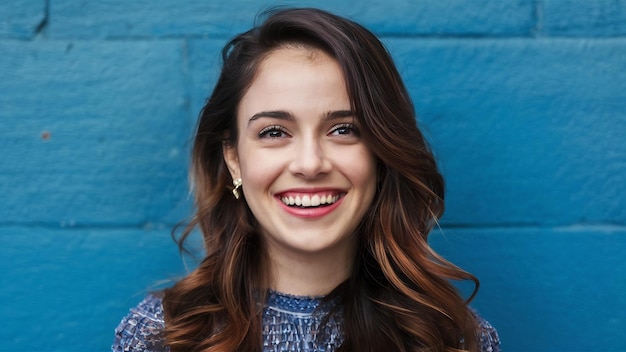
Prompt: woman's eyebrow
<box><xmin>324</xmin><ymin>110</ymin><xmax>355</xmax><ymax>120</ymax></box>
<box><xmin>247</xmin><ymin>109</ymin><xmax>355</xmax><ymax>125</ymax></box>
<box><xmin>248</xmin><ymin>110</ymin><xmax>294</xmax><ymax>124</ymax></box>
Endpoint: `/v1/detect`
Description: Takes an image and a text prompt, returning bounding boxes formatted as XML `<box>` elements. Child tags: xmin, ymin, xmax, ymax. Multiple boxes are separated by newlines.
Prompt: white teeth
<box><xmin>280</xmin><ymin>194</ymin><xmax>341</xmax><ymax>207</ymax></box>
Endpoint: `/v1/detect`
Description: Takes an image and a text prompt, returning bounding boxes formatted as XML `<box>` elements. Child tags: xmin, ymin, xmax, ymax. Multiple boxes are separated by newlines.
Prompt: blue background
<box><xmin>1</xmin><ymin>1</ymin><xmax>625</xmax><ymax>351</ymax></box>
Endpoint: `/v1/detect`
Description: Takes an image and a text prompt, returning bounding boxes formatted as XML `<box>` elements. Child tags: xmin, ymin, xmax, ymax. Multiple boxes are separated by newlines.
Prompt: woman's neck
<box><xmin>267</xmin><ymin>242</ymin><xmax>356</xmax><ymax>297</ymax></box>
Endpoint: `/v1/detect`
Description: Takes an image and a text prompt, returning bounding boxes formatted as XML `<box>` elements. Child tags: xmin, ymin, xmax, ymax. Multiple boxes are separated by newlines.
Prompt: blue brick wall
<box><xmin>1</xmin><ymin>1</ymin><xmax>624</xmax><ymax>351</ymax></box>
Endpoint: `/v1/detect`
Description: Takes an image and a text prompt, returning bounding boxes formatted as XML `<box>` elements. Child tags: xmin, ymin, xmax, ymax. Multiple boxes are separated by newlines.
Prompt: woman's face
<box><xmin>224</xmin><ymin>47</ymin><xmax>377</xmax><ymax>261</ymax></box>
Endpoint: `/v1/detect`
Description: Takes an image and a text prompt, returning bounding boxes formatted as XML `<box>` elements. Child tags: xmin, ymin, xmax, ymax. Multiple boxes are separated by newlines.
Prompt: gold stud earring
<box><xmin>232</xmin><ymin>178</ymin><xmax>242</xmax><ymax>199</ymax></box>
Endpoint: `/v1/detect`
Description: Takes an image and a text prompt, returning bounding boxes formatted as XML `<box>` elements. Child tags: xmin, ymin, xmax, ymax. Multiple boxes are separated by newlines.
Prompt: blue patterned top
<box><xmin>113</xmin><ymin>292</ymin><xmax>500</xmax><ymax>351</ymax></box>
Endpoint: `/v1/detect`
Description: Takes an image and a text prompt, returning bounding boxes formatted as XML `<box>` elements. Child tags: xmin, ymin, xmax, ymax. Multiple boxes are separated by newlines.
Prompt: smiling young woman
<box><xmin>223</xmin><ymin>47</ymin><xmax>378</xmax><ymax>297</ymax></box>
<box><xmin>113</xmin><ymin>8</ymin><xmax>500</xmax><ymax>352</ymax></box>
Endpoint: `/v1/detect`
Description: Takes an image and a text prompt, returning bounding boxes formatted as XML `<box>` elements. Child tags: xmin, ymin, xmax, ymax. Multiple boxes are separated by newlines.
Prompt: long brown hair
<box><xmin>163</xmin><ymin>7</ymin><xmax>480</xmax><ymax>352</ymax></box>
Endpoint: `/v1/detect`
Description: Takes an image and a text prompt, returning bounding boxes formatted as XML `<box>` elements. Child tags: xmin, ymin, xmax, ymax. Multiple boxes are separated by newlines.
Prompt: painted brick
<box><xmin>350</xmin><ymin>0</ymin><xmax>535</xmax><ymax>36</ymax></box>
<box><xmin>430</xmin><ymin>226</ymin><xmax>626</xmax><ymax>351</ymax></box>
<box><xmin>187</xmin><ymin>39</ymin><xmax>225</xmax><ymax>120</ymax></box>
<box><xmin>0</xmin><ymin>1</ymin><xmax>46</xmax><ymax>39</ymax></box>
<box><xmin>543</xmin><ymin>0</ymin><xmax>626</xmax><ymax>36</ymax></box>
<box><xmin>384</xmin><ymin>38</ymin><xmax>626</xmax><ymax>226</ymax></box>
<box><xmin>0</xmin><ymin>226</ymin><xmax>189</xmax><ymax>351</ymax></box>
<box><xmin>0</xmin><ymin>40</ymin><xmax>192</xmax><ymax>226</ymax></box>
<box><xmin>48</xmin><ymin>0</ymin><xmax>534</xmax><ymax>39</ymax></box>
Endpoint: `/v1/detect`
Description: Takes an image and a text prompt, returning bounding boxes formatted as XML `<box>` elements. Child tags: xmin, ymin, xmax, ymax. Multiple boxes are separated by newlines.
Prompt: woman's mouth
<box><xmin>280</xmin><ymin>193</ymin><xmax>342</xmax><ymax>208</ymax></box>
<box><xmin>276</xmin><ymin>191</ymin><xmax>345</xmax><ymax>218</ymax></box>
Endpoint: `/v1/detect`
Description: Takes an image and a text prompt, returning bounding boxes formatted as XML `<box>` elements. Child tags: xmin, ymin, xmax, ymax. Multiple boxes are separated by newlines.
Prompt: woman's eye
<box><xmin>258</xmin><ymin>126</ymin><xmax>289</xmax><ymax>138</ymax></box>
<box><xmin>330</xmin><ymin>123</ymin><xmax>359</xmax><ymax>136</ymax></box>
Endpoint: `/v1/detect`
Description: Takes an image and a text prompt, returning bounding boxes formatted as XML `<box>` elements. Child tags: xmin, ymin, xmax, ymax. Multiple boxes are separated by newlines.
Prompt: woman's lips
<box><xmin>275</xmin><ymin>190</ymin><xmax>345</xmax><ymax>218</ymax></box>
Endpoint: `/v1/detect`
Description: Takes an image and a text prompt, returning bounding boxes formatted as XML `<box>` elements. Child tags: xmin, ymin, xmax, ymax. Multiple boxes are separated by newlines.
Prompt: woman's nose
<box><xmin>288</xmin><ymin>138</ymin><xmax>332</xmax><ymax>179</ymax></box>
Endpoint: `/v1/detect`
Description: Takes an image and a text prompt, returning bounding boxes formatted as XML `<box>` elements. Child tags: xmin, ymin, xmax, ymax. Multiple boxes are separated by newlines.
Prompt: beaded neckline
<box><xmin>266</xmin><ymin>290</ymin><xmax>337</xmax><ymax>315</ymax></box>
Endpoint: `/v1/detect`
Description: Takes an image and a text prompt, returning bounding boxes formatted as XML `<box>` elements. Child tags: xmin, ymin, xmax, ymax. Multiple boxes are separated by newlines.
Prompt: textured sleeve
<box><xmin>476</xmin><ymin>313</ymin><xmax>501</xmax><ymax>352</ymax></box>
<box><xmin>112</xmin><ymin>295</ymin><xmax>167</xmax><ymax>352</ymax></box>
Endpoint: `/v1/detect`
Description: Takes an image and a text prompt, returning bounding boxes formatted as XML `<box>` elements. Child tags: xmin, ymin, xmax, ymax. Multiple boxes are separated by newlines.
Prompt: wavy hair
<box><xmin>163</xmin><ymin>7</ymin><xmax>480</xmax><ymax>352</ymax></box>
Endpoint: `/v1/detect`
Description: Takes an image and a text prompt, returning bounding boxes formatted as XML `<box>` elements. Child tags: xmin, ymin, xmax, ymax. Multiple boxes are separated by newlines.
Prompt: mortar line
<box><xmin>0</xmin><ymin>222</ymin><xmax>182</xmax><ymax>231</ymax></box>
<box><xmin>33</xmin><ymin>0</ymin><xmax>50</xmax><ymax>38</ymax></box>
<box><xmin>34</xmin><ymin>34</ymin><xmax>626</xmax><ymax>42</ymax></box>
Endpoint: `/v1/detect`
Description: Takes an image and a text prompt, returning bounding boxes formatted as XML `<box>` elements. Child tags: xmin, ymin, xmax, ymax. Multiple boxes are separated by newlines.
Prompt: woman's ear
<box><xmin>223</xmin><ymin>143</ymin><xmax>241</xmax><ymax>181</ymax></box>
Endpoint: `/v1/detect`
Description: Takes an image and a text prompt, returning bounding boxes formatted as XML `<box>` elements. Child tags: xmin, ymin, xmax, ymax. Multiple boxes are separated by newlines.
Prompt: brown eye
<box><xmin>330</xmin><ymin>123</ymin><xmax>359</xmax><ymax>136</ymax></box>
<box><xmin>259</xmin><ymin>125</ymin><xmax>289</xmax><ymax>138</ymax></box>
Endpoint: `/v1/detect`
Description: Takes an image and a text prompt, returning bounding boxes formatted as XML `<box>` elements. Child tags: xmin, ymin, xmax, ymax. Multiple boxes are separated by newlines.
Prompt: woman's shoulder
<box><xmin>472</xmin><ymin>309</ymin><xmax>501</xmax><ymax>352</ymax></box>
<box><xmin>112</xmin><ymin>294</ymin><xmax>167</xmax><ymax>352</ymax></box>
